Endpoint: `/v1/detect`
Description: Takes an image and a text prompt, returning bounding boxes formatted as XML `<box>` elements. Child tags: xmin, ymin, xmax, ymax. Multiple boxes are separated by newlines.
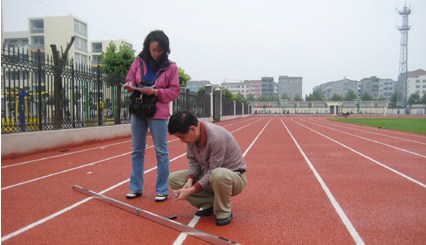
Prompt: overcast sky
<box><xmin>2</xmin><ymin>0</ymin><xmax>426</xmax><ymax>96</ymax></box>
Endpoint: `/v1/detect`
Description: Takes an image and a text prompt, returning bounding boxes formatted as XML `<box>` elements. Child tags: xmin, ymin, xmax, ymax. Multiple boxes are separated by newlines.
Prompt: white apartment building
<box><xmin>221</xmin><ymin>79</ymin><xmax>262</xmax><ymax>98</ymax></box>
<box><xmin>314</xmin><ymin>78</ymin><xmax>359</xmax><ymax>100</ymax></box>
<box><xmin>91</xmin><ymin>39</ymin><xmax>133</xmax><ymax>66</ymax></box>
<box><xmin>407</xmin><ymin>69</ymin><xmax>426</xmax><ymax>97</ymax></box>
<box><xmin>360</xmin><ymin>77</ymin><xmax>396</xmax><ymax>101</ymax></box>
<box><xmin>3</xmin><ymin>15</ymin><xmax>90</xmax><ymax>64</ymax></box>
<box><xmin>2</xmin><ymin>31</ymin><xmax>29</xmax><ymax>49</ymax></box>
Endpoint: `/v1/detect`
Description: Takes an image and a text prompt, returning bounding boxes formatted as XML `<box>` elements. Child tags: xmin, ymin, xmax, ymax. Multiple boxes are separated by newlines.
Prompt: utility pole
<box><xmin>397</xmin><ymin>4</ymin><xmax>411</xmax><ymax>108</ymax></box>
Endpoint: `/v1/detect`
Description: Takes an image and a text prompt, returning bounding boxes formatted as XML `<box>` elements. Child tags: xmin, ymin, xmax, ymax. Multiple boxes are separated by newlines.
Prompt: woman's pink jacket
<box><xmin>125</xmin><ymin>57</ymin><xmax>181</xmax><ymax>120</ymax></box>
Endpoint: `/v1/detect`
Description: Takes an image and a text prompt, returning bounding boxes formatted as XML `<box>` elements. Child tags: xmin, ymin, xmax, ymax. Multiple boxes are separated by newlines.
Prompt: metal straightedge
<box><xmin>72</xmin><ymin>185</ymin><xmax>239</xmax><ymax>245</ymax></box>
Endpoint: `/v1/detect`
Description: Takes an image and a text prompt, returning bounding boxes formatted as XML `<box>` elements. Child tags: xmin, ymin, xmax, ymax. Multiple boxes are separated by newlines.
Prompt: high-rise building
<box><xmin>277</xmin><ymin>76</ymin><xmax>302</xmax><ymax>100</ymax></box>
<box><xmin>261</xmin><ymin>77</ymin><xmax>276</xmax><ymax>97</ymax></box>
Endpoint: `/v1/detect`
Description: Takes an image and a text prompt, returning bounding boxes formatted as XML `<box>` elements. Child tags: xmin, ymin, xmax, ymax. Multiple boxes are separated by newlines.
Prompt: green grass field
<box><xmin>328</xmin><ymin>117</ymin><xmax>426</xmax><ymax>135</ymax></box>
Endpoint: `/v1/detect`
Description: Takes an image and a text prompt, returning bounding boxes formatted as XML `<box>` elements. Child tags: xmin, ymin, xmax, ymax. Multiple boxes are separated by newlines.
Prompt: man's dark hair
<box><xmin>168</xmin><ymin>111</ymin><xmax>198</xmax><ymax>134</ymax></box>
<box><xmin>138</xmin><ymin>30</ymin><xmax>170</xmax><ymax>72</ymax></box>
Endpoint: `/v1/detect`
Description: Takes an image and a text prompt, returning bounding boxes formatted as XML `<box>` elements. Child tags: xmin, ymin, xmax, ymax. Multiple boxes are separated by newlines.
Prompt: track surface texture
<box><xmin>2</xmin><ymin>116</ymin><xmax>426</xmax><ymax>244</ymax></box>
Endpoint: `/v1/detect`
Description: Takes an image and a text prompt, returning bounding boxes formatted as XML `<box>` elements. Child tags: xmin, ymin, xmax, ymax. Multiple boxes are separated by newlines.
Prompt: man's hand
<box><xmin>173</xmin><ymin>186</ymin><xmax>196</xmax><ymax>201</ymax></box>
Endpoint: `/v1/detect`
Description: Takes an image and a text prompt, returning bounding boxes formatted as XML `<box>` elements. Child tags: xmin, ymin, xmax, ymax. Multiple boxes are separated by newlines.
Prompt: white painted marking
<box><xmin>172</xmin><ymin>119</ymin><xmax>271</xmax><ymax>245</ymax></box>
<box><xmin>294</xmin><ymin>120</ymin><xmax>426</xmax><ymax>189</ymax></box>
<box><xmin>281</xmin><ymin>119</ymin><xmax>365</xmax><ymax>245</ymax></box>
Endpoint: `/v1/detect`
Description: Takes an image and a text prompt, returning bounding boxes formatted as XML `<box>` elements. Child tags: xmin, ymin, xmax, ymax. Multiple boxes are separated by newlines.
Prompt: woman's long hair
<box><xmin>138</xmin><ymin>30</ymin><xmax>170</xmax><ymax>72</ymax></box>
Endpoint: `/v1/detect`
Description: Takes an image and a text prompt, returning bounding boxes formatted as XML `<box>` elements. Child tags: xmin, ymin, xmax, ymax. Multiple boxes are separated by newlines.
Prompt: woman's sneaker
<box><xmin>155</xmin><ymin>194</ymin><xmax>168</xmax><ymax>202</ymax></box>
<box><xmin>126</xmin><ymin>192</ymin><xmax>142</xmax><ymax>199</ymax></box>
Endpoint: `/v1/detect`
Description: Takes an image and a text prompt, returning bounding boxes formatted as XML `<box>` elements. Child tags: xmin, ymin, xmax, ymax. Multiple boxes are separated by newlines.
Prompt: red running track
<box><xmin>2</xmin><ymin>116</ymin><xmax>425</xmax><ymax>244</ymax></box>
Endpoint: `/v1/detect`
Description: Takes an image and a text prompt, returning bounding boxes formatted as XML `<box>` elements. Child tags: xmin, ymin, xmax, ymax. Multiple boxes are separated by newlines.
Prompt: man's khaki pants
<box><xmin>168</xmin><ymin>167</ymin><xmax>247</xmax><ymax>219</ymax></box>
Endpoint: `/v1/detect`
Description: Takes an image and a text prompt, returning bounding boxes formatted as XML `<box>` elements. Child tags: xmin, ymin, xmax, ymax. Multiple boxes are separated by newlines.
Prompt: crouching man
<box><xmin>168</xmin><ymin>111</ymin><xmax>247</xmax><ymax>226</ymax></box>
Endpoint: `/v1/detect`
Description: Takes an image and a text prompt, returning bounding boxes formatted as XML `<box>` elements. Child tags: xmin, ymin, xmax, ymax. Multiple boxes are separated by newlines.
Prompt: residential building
<box><xmin>379</xmin><ymin>78</ymin><xmax>397</xmax><ymax>101</ymax></box>
<box><xmin>277</xmin><ymin>76</ymin><xmax>302</xmax><ymax>100</ymax></box>
<box><xmin>2</xmin><ymin>31</ymin><xmax>29</xmax><ymax>49</ymax></box>
<box><xmin>90</xmin><ymin>39</ymin><xmax>133</xmax><ymax>66</ymax></box>
<box><xmin>3</xmin><ymin>15</ymin><xmax>90</xmax><ymax>64</ymax></box>
<box><xmin>186</xmin><ymin>80</ymin><xmax>211</xmax><ymax>92</ymax></box>
<box><xmin>221</xmin><ymin>79</ymin><xmax>262</xmax><ymax>98</ymax></box>
<box><xmin>360</xmin><ymin>77</ymin><xmax>397</xmax><ymax>101</ymax></box>
<box><xmin>261</xmin><ymin>77</ymin><xmax>276</xmax><ymax>97</ymax></box>
<box><xmin>314</xmin><ymin>78</ymin><xmax>358</xmax><ymax>100</ymax></box>
<box><xmin>407</xmin><ymin>69</ymin><xmax>426</xmax><ymax>97</ymax></box>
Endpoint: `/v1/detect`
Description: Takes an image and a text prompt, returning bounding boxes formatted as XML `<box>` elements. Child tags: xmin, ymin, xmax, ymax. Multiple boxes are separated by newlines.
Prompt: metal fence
<box><xmin>1</xmin><ymin>47</ymin><xmax>211</xmax><ymax>134</ymax></box>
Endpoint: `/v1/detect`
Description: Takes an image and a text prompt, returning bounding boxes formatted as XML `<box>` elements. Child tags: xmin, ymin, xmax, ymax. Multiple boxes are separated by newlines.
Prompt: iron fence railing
<box><xmin>1</xmin><ymin>47</ymin><xmax>214</xmax><ymax>134</ymax></box>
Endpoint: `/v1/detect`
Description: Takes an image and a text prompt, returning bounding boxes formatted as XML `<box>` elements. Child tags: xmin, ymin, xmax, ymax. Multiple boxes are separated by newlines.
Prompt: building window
<box><xmin>30</xmin><ymin>19</ymin><xmax>44</xmax><ymax>34</ymax></box>
<box><xmin>92</xmin><ymin>43</ymin><xmax>103</xmax><ymax>53</ymax></box>
<box><xmin>74</xmin><ymin>20</ymin><xmax>87</xmax><ymax>37</ymax></box>
<box><xmin>74</xmin><ymin>37</ymin><xmax>88</xmax><ymax>52</ymax></box>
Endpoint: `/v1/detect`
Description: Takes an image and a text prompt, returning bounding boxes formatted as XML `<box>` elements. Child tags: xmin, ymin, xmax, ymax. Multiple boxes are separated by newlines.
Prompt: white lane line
<box><xmin>1</xmin><ymin>118</ymin><xmax>255</xmax><ymax>170</ymax></box>
<box><xmin>302</xmin><ymin>119</ymin><xmax>426</xmax><ymax>159</ymax></box>
<box><xmin>1</xmin><ymin>119</ymin><xmax>260</xmax><ymax>242</ymax></box>
<box><xmin>2</xmin><ymin>138</ymin><xmax>181</xmax><ymax>190</ymax></box>
<box><xmin>1</xmin><ymin>153</ymin><xmax>188</xmax><ymax>243</ymax></box>
<box><xmin>2</xmin><ymin>120</ymin><xmax>262</xmax><ymax>191</ymax></box>
<box><xmin>172</xmin><ymin>119</ymin><xmax>271</xmax><ymax>245</ymax></box>
<box><xmin>281</xmin><ymin>119</ymin><xmax>365</xmax><ymax>245</ymax></box>
<box><xmin>294</xmin><ymin>120</ymin><xmax>426</xmax><ymax>189</ymax></box>
<box><xmin>2</xmin><ymin>151</ymin><xmax>131</xmax><ymax>190</ymax></box>
<box><xmin>2</xmin><ymin>140</ymin><xmax>132</xmax><ymax>169</ymax></box>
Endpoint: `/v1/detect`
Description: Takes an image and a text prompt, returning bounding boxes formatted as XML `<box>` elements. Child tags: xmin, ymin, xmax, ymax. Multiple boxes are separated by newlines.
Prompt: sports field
<box><xmin>329</xmin><ymin>117</ymin><xmax>426</xmax><ymax>134</ymax></box>
<box><xmin>2</xmin><ymin>116</ymin><xmax>425</xmax><ymax>244</ymax></box>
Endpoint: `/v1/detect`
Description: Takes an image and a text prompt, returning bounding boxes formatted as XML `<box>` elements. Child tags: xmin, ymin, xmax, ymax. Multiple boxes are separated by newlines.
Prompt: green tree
<box><xmin>178</xmin><ymin>67</ymin><xmax>191</xmax><ymax>88</ymax></box>
<box><xmin>422</xmin><ymin>92</ymin><xmax>426</xmax><ymax>104</ymax></box>
<box><xmin>389</xmin><ymin>92</ymin><xmax>398</xmax><ymax>108</ymax></box>
<box><xmin>101</xmin><ymin>42</ymin><xmax>135</xmax><ymax>85</ymax></box>
<box><xmin>294</xmin><ymin>94</ymin><xmax>303</xmax><ymax>101</ymax></box>
<box><xmin>330</xmin><ymin>94</ymin><xmax>343</xmax><ymax>101</ymax></box>
<box><xmin>344</xmin><ymin>89</ymin><xmax>357</xmax><ymax>101</ymax></box>
<box><xmin>280</xmin><ymin>93</ymin><xmax>290</xmax><ymax>100</ymax></box>
<box><xmin>246</xmin><ymin>94</ymin><xmax>255</xmax><ymax>101</ymax></box>
<box><xmin>101</xmin><ymin>42</ymin><xmax>135</xmax><ymax>124</ymax></box>
<box><xmin>305</xmin><ymin>91</ymin><xmax>326</xmax><ymax>101</ymax></box>
<box><xmin>221</xmin><ymin>87</ymin><xmax>234</xmax><ymax>100</ymax></box>
<box><xmin>361</xmin><ymin>92</ymin><xmax>373</xmax><ymax>101</ymax></box>
<box><xmin>407</xmin><ymin>93</ymin><xmax>421</xmax><ymax>106</ymax></box>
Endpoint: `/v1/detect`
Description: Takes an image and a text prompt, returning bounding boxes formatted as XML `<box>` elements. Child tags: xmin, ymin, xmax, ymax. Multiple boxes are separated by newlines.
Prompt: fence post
<box><xmin>71</xmin><ymin>59</ymin><xmax>76</xmax><ymax>128</ymax></box>
<box><xmin>37</xmin><ymin>49</ymin><xmax>43</xmax><ymax>131</ymax></box>
<box><xmin>97</xmin><ymin>65</ymin><xmax>102</xmax><ymax>126</ymax></box>
<box><xmin>185</xmin><ymin>88</ymin><xmax>190</xmax><ymax>111</ymax></box>
<box><xmin>204</xmin><ymin>84</ymin><xmax>212</xmax><ymax>117</ymax></box>
<box><xmin>213</xmin><ymin>88</ymin><xmax>221</xmax><ymax>122</ymax></box>
<box><xmin>242</xmin><ymin>103</ymin><xmax>245</xmax><ymax>116</ymax></box>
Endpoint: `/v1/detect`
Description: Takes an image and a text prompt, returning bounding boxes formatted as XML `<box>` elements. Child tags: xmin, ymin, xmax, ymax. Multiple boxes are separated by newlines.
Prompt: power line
<box><xmin>33</xmin><ymin>0</ymin><xmax>121</xmax><ymax>40</ymax></box>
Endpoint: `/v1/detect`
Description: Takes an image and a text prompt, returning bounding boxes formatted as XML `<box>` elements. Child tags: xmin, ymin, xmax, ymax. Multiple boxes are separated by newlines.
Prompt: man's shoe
<box><xmin>126</xmin><ymin>192</ymin><xmax>142</xmax><ymax>199</ymax></box>
<box><xmin>216</xmin><ymin>213</ymin><xmax>232</xmax><ymax>226</ymax></box>
<box><xmin>155</xmin><ymin>194</ymin><xmax>168</xmax><ymax>202</ymax></box>
<box><xmin>195</xmin><ymin>207</ymin><xmax>213</xmax><ymax>216</ymax></box>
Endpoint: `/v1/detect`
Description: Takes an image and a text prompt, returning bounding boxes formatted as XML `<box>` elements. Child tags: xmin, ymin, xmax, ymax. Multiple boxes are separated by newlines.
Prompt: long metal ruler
<box><xmin>72</xmin><ymin>185</ymin><xmax>239</xmax><ymax>245</ymax></box>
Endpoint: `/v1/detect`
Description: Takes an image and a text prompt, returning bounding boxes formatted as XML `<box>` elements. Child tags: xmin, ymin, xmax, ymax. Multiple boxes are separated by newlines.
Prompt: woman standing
<box><xmin>124</xmin><ymin>30</ymin><xmax>180</xmax><ymax>202</ymax></box>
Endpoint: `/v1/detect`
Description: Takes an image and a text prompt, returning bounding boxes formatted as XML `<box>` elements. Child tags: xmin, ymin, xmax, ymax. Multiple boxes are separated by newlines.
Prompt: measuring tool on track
<box><xmin>73</xmin><ymin>185</ymin><xmax>239</xmax><ymax>245</ymax></box>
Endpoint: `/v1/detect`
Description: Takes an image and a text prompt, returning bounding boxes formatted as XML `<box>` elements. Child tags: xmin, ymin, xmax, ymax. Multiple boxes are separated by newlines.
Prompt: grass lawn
<box><xmin>328</xmin><ymin>117</ymin><xmax>426</xmax><ymax>135</ymax></box>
